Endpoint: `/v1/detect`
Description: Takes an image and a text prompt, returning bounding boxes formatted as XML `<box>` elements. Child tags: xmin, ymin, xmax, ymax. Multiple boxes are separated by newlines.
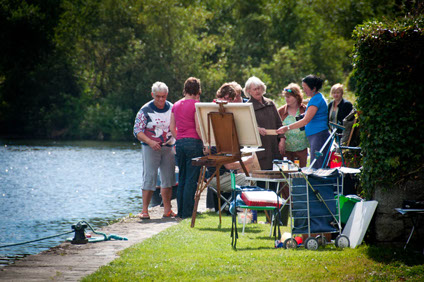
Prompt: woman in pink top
<box><xmin>170</xmin><ymin>77</ymin><xmax>203</xmax><ymax>219</ymax></box>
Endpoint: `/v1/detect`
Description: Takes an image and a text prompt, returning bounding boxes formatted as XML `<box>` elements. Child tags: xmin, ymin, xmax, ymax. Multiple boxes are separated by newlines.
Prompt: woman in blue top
<box><xmin>277</xmin><ymin>75</ymin><xmax>329</xmax><ymax>168</ymax></box>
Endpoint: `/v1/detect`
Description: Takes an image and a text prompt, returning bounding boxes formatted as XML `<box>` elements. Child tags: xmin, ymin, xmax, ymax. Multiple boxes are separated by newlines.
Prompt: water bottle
<box><xmin>294</xmin><ymin>157</ymin><xmax>300</xmax><ymax>167</ymax></box>
<box><xmin>282</xmin><ymin>157</ymin><xmax>289</xmax><ymax>171</ymax></box>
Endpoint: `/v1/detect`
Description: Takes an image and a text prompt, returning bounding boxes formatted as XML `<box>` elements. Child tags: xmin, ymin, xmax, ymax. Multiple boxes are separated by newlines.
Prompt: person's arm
<box><xmin>170</xmin><ymin>113</ymin><xmax>177</xmax><ymax>138</ymax></box>
<box><xmin>258</xmin><ymin>127</ymin><xmax>267</xmax><ymax>136</ymax></box>
<box><xmin>195</xmin><ymin>112</ymin><xmax>202</xmax><ymax>140</ymax></box>
<box><xmin>279</xmin><ymin>137</ymin><xmax>286</xmax><ymax>156</ymax></box>
<box><xmin>341</xmin><ymin>100</ymin><xmax>353</xmax><ymax>121</ymax></box>
<box><xmin>276</xmin><ymin>105</ymin><xmax>318</xmax><ymax>134</ymax></box>
<box><xmin>136</xmin><ymin>131</ymin><xmax>161</xmax><ymax>151</ymax></box>
<box><xmin>134</xmin><ymin>110</ymin><xmax>161</xmax><ymax>151</ymax></box>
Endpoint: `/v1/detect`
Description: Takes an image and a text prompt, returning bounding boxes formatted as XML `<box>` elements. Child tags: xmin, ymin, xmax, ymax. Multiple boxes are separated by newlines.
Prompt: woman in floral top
<box><xmin>277</xmin><ymin>83</ymin><xmax>309</xmax><ymax>167</ymax></box>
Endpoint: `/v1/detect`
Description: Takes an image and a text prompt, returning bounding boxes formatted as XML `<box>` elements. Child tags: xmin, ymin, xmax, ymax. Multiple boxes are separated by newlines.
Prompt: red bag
<box><xmin>329</xmin><ymin>152</ymin><xmax>342</xmax><ymax>168</ymax></box>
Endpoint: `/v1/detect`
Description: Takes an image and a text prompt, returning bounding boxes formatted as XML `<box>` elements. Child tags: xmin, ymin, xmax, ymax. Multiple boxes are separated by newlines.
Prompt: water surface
<box><xmin>0</xmin><ymin>140</ymin><xmax>144</xmax><ymax>266</ymax></box>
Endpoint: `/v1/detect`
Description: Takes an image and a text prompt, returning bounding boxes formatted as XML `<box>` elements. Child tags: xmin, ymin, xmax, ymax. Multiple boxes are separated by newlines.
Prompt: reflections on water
<box><xmin>0</xmin><ymin>140</ymin><xmax>144</xmax><ymax>266</ymax></box>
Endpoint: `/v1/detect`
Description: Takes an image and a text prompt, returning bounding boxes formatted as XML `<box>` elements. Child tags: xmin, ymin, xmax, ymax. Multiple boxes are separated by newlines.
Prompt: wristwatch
<box><xmin>287</xmin><ymin>125</ymin><xmax>291</xmax><ymax>130</ymax></box>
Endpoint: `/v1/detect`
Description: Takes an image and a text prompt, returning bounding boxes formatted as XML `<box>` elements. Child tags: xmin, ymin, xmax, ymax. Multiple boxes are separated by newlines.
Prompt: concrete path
<box><xmin>0</xmin><ymin>193</ymin><xmax>207</xmax><ymax>281</ymax></box>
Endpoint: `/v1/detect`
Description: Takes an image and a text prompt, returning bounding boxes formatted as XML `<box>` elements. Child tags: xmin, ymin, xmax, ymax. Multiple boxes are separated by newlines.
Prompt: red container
<box><xmin>329</xmin><ymin>152</ymin><xmax>342</xmax><ymax>168</ymax></box>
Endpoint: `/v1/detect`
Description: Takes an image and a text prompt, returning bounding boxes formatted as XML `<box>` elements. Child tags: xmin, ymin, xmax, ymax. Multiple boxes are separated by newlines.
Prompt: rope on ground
<box><xmin>0</xmin><ymin>220</ymin><xmax>128</xmax><ymax>248</ymax></box>
<box><xmin>79</xmin><ymin>220</ymin><xmax>128</xmax><ymax>242</ymax></box>
<box><xmin>0</xmin><ymin>230</ymin><xmax>73</xmax><ymax>248</ymax></box>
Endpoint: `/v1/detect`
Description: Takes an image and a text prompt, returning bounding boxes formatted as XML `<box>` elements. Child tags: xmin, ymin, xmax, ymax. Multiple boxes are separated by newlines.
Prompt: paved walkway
<box><xmin>0</xmin><ymin>193</ymin><xmax>207</xmax><ymax>281</ymax></box>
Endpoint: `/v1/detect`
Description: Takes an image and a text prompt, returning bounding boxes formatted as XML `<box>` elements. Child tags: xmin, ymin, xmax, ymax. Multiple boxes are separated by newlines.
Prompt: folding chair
<box><xmin>311</xmin><ymin>122</ymin><xmax>362</xmax><ymax>169</ymax></box>
<box><xmin>207</xmin><ymin>186</ymin><xmax>232</xmax><ymax>212</ymax></box>
<box><xmin>230</xmin><ymin>171</ymin><xmax>284</xmax><ymax>249</ymax></box>
<box><xmin>207</xmin><ymin>171</ymin><xmax>250</xmax><ymax>212</ymax></box>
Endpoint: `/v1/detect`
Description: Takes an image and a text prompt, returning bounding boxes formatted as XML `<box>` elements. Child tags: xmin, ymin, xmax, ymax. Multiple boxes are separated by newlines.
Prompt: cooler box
<box><xmin>336</xmin><ymin>195</ymin><xmax>361</xmax><ymax>224</ymax></box>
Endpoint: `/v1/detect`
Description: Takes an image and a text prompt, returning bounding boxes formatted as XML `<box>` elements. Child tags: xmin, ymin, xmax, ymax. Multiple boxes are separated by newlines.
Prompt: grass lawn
<box><xmin>83</xmin><ymin>212</ymin><xmax>424</xmax><ymax>281</ymax></box>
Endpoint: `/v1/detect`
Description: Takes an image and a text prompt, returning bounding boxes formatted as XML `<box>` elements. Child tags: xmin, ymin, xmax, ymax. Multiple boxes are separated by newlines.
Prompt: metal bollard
<box><xmin>71</xmin><ymin>222</ymin><xmax>88</xmax><ymax>244</ymax></box>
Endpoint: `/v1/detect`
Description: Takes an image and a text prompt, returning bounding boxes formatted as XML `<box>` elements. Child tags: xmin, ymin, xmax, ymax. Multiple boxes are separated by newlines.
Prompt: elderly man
<box><xmin>133</xmin><ymin>82</ymin><xmax>176</xmax><ymax>219</ymax></box>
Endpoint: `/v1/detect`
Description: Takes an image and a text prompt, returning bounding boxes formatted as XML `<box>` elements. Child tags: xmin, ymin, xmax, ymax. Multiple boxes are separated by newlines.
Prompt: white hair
<box><xmin>243</xmin><ymin>76</ymin><xmax>266</xmax><ymax>98</ymax></box>
<box><xmin>151</xmin><ymin>81</ymin><xmax>168</xmax><ymax>95</ymax></box>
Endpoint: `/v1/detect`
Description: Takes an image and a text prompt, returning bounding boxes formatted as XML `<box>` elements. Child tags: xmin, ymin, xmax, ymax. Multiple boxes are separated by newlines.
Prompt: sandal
<box><xmin>163</xmin><ymin>210</ymin><xmax>177</xmax><ymax>218</ymax></box>
<box><xmin>138</xmin><ymin>213</ymin><xmax>150</xmax><ymax>220</ymax></box>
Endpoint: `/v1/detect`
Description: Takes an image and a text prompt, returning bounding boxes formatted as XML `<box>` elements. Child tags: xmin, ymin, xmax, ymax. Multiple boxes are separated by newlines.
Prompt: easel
<box><xmin>191</xmin><ymin>101</ymin><xmax>250</xmax><ymax>227</ymax></box>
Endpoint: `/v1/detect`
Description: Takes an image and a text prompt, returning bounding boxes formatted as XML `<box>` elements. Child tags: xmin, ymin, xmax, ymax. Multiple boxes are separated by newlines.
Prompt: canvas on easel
<box><xmin>195</xmin><ymin>102</ymin><xmax>262</xmax><ymax>148</ymax></box>
<box><xmin>208</xmin><ymin>110</ymin><xmax>240</xmax><ymax>155</ymax></box>
<box><xmin>190</xmin><ymin>102</ymin><xmax>262</xmax><ymax>227</ymax></box>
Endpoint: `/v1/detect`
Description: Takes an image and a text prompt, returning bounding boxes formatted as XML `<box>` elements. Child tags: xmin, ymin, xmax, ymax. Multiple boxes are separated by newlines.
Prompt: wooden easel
<box><xmin>191</xmin><ymin>101</ymin><xmax>249</xmax><ymax>227</ymax></box>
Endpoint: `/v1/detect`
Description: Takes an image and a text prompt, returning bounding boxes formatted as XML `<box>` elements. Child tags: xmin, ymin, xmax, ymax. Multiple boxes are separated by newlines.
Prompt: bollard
<box><xmin>71</xmin><ymin>222</ymin><xmax>88</xmax><ymax>244</ymax></box>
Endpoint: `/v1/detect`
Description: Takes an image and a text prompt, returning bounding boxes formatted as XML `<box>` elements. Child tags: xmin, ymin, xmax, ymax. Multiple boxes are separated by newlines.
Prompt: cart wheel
<box><xmin>335</xmin><ymin>235</ymin><xmax>350</xmax><ymax>248</ymax></box>
<box><xmin>304</xmin><ymin>237</ymin><xmax>319</xmax><ymax>250</ymax></box>
<box><xmin>316</xmin><ymin>235</ymin><xmax>327</xmax><ymax>248</ymax></box>
<box><xmin>284</xmin><ymin>238</ymin><xmax>297</xmax><ymax>249</ymax></box>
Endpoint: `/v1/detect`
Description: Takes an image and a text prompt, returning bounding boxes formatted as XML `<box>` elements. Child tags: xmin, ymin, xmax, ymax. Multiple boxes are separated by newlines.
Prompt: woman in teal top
<box><xmin>277</xmin><ymin>75</ymin><xmax>329</xmax><ymax>168</ymax></box>
<box><xmin>277</xmin><ymin>83</ymin><xmax>309</xmax><ymax>167</ymax></box>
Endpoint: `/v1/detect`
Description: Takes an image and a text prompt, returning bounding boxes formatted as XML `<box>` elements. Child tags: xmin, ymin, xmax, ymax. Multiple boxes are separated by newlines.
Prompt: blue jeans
<box><xmin>307</xmin><ymin>130</ymin><xmax>330</xmax><ymax>169</ymax></box>
<box><xmin>175</xmin><ymin>138</ymin><xmax>203</xmax><ymax>218</ymax></box>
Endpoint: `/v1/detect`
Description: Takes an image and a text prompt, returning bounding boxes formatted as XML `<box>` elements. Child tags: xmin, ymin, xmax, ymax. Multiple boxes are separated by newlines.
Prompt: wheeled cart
<box><xmin>280</xmin><ymin>167</ymin><xmax>350</xmax><ymax>250</ymax></box>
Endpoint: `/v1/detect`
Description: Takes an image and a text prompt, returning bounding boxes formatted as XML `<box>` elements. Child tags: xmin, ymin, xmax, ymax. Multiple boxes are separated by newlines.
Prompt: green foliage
<box><xmin>0</xmin><ymin>0</ymin><xmax>407</xmax><ymax>140</ymax></box>
<box><xmin>0</xmin><ymin>0</ymin><xmax>82</xmax><ymax>137</ymax></box>
<box><xmin>80</xmin><ymin>103</ymin><xmax>134</xmax><ymax>141</ymax></box>
<box><xmin>83</xmin><ymin>213</ymin><xmax>424</xmax><ymax>281</ymax></box>
<box><xmin>352</xmin><ymin>15</ymin><xmax>424</xmax><ymax>196</ymax></box>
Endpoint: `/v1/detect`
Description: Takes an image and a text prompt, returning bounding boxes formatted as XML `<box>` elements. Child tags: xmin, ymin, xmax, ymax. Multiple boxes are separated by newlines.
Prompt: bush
<box><xmin>80</xmin><ymin>103</ymin><xmax>134</xmax><ymax>141</ymax></box>
<box><xmin>351</xmin><ymin>16</ymin><xmax>424</xmax><ymax>197</ymax></box>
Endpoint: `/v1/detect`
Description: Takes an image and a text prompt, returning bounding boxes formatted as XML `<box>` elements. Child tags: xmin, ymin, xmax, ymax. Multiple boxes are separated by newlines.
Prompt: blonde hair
<box><xmin>282</xmin><ymin>83</ymin><xmax>303</xmax><ymax>105</ymax></box>
<box><xmin>229</xmin><ymin>81</ymin><xmax>242</xmax><ymax>95</ymax></box>
<box><xmin>330</xmin><ymin>83</ymin><xmax>344</xmax><ymax>96</ymax></box>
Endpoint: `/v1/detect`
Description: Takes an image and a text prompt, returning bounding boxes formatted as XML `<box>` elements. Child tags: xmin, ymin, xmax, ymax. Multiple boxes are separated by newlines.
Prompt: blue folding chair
<box><xmin>230</xmin><ymin>171</ymin><xmax>284</xmax><ymax>249</ymax></box>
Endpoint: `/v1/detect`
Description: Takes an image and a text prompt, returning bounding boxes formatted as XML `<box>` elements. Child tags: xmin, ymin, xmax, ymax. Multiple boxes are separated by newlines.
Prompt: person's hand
<box><xmin>258</xmin><ymin>127</ymin><xmax>267</xmax><ymax>136</ymax></box>
<box><xmin>203</xmin><ymin>146</ymin><xmax>210</xmax><ymax>155</ymax></box>
<box><xmin>276</xmin><ymin>126</ymin><xmax>289</xmax><ymax>134</ymax></box>
<box><xmin>278</xmin><ymin>138</ymin><xmax>286</xmax><ymax>156</ymax></box>
<box><xmin>148</xmin><ymin>139</ymin><xmax>161</xmax><ymax>151</ymax></box>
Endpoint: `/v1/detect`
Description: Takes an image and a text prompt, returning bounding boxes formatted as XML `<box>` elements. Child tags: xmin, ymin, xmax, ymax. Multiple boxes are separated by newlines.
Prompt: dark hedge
<box><xmin>352</xmin><ymin>16</ymin><xmax>424</xmax><ymax>197</ymax></box>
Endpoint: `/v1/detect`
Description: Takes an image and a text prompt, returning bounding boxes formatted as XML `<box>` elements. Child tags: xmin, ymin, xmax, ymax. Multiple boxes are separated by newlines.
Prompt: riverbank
<box><xmin>0</xmin><ymin>140</ymin><xmax>143</xmax><ymax>261</ymax></box>
<box><xmin>0</xmin><ymin>193</ymin><xmax>207</xmax><ymax>281</ymax></box>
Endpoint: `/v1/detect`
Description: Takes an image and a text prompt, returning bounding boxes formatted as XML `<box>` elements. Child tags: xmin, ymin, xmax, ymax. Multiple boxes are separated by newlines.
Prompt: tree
<box><xmin>0</xmin><ymin>0</ymin><xmax>81</xmax><ymax>137</ymax></box>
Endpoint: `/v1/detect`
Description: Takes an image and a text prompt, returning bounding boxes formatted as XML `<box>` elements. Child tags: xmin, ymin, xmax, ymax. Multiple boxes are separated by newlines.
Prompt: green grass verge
<box><xmin>83</xmin><ymin>213</ymin><xmax>424</xmax><ymax>281</ymax></box>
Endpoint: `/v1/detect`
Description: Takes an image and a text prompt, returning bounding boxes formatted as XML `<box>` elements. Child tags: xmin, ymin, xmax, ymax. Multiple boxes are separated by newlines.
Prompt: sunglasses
<box><xmin>283</xmin><ymin>88</ymin><xmax>292</xmax><ymax>93</ymax></box>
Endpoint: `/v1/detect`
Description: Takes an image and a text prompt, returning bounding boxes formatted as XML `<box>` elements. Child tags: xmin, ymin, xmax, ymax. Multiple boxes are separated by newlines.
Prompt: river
<box><xmin>0</xmin><ymin>139</ymin><xmax>145</xmax><ymax>266</ymax></box>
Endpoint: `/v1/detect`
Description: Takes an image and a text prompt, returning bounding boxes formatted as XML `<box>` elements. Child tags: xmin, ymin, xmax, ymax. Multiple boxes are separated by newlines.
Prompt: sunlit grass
<box><xmin>83</xmin><ymin>212</ymin><xmax>424</xmax><ymax>281</ymax></box>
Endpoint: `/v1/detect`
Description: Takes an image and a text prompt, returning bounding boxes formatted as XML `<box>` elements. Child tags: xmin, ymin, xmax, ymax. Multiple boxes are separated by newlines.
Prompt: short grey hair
<box><xmin>243</xmin><ymin>76</ymin><xmax>266</xmax><ymax>98</ymax></box>
<box><xmin>151</xmin><ymin>81</ymin><xmax>169</xmax><ymax>95</ymax></box>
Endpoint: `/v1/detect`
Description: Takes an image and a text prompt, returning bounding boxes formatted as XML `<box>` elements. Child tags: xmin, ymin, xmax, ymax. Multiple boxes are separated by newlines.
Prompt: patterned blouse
<box><xmin>282</xmin><ymin>109</ymin><xmax>309</xmax><ymax>152</ymax></box>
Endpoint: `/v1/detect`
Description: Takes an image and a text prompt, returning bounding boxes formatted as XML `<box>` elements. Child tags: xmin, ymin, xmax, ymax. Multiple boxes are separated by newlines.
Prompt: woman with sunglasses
<box><xmin>277</xmin><ymin>83</ymin><xmax>309</xmax><ymax>168</ymax></box>
<box><xmin>277</xmin><ymin>75</ymin><xmax>329</xmax><ymax>169</ymax></box>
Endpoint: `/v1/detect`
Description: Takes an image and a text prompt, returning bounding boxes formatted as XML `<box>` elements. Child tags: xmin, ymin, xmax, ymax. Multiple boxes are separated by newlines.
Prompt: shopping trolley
<box><xmin>273</xmin><ymin>160</ymin><xmax>350</xmax><ymax>250</ymax></box>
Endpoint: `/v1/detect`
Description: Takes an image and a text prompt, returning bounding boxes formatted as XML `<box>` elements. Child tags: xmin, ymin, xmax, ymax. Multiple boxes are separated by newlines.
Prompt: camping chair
<box><xmin>207</xmin><ymin>170</ymin><xmax>252</xmax><ymax>212</ymax></box>
<box><xmin>230</xmin><ymin>171</ymin><xmax>284</xmax><ymax>249</ymax></box>
<box><xmin>311</xmin><ymin>122</ymin><xmax>362</xmax><ymax>169</ymax></box>
<box><xmin>207</xmin><ymin>185</ymin><xmax>232</xmax><ymax>212</ymax></box>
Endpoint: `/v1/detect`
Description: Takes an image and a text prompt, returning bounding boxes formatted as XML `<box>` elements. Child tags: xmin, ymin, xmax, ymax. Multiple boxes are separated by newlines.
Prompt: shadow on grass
<box><xmin>197</xmin><ymin>227</ymin><xmax>233</xmax><ymax>232</ymax></box>
<box><xmin>366</xmin><ymin>245</ymin><xmax>424</xmax><ymax>266</ymax></box>
<box><xmin>197</xmin><ymin>225</ymin><xmax>265</xmax><ymax>234</ymax></box>
<box><xmin>231</xmin><ymin>246</ymin><xmax>276</xmax><ymax>251</ymax></box>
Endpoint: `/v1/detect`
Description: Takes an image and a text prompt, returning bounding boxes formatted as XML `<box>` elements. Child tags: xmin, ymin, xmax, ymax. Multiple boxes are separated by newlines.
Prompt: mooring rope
<box><xmin>0</xmin><ymin>230</ymin><xmax>73</xmax><ymax>248</ymax></box>
<box><xmin>0</xmin><ymin>220</ymin><xmax>128</xmax><ymax>249</ymax></box>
